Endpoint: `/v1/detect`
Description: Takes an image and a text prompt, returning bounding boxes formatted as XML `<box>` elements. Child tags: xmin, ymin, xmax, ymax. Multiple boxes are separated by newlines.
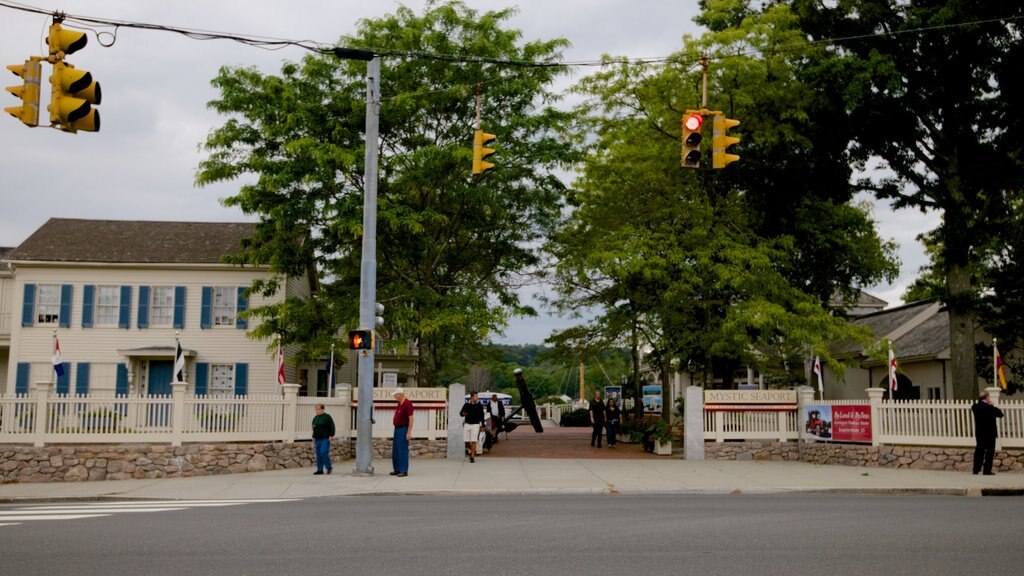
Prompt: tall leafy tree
<box><xmin>196</xmin><ymin>1</ymin><xmax>578</xmax><ymax>385</ymax></box>
<box><xmin>789</xmin><ymin>0</ymin><xmax>1024</xmax><ymax>398</ymax></box>
<box><xmin>547</xmin><ymin>2</ymin><xmax>895</xmax><ymax>412</ymax></box>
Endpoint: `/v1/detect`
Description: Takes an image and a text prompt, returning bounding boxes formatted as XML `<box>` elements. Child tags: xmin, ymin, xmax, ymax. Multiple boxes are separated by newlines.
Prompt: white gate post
<box><xmin>866</xmin><ymin>388</ymin><xmax>884</xmax><ymax>447</ymax></box>
<box><xmin>684</xmin><ymin>386</ymin><xmax>705</xmax><ymax>460</ymax></box>
<box><xmin>171</xmin><ymin>382</ymin><xmax>188</xmax><ymax>446</ymax></box>
<box><xmin>281</xmin><ymin>383</ymin><xmax>300</xmax><ymax>443</ymax></box>
<box><xmin>32</xmin><ymin>380</ymin><xmax>52</xmax><ymax>447</ymax></box>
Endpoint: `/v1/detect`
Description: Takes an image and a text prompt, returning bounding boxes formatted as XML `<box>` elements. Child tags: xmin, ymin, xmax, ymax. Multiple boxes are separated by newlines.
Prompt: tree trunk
<box><xmin>947</xmin><ymin>262</ymin><xmax>977</xmax><ymax>399</ymax></box>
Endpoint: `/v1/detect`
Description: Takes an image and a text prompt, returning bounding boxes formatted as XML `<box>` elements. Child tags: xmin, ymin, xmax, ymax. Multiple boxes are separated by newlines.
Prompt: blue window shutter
<box><xmin>235</xmin><ymin>287</ymin><xmax>248</xmax><ymax>329</ymax></box>
<box><xmin>75</xmin><ymin>363</ymin><xmax>91</xmax><ymax>395</ymax></box>
<box><xmin>200</xmin><ymin>287</ymin><xmax>212</xmax><ymax>329</ymax></box>
<box><xmin>118</xmin><ymin>286</ymin><xmax>132</xmax><ymax>329</ymax></box>
<box><xmin>15</xmin><ymin>363</ymin><xmax>30</xmax><ymax>395</ymax></box>
<box><xmin>56</xmin><ymin>364</ymin><xmax>70</xmax><ymax>395</ymax></box>
<box><xmin>82</xmin><ymin>285</ymin><xmax>95</xmax><ymax>328</ymax></box>
<box><xmin>59</xmin><ymin>284</ymin><xmax>73</xmax><ymax>328</ymax></box>
<box><xmin>21</xmin><ymin>284</ymin><xmax>35</xmax><ymax>327</ymax></box>
<box><xmin>234</xmin><ymin>363</ymin><xmax>249</xmax><ymax>396</ymax></box>
<box><xmin>137</xmin><ymin>285</ymin><xmax>150</xmax><ymax>328</ymax></box>
<box><xmin>115</xmin><ymin>364</ymin><xmax>129</xmax><ymax>396</ymax></box>
<box><xmin>173</xmin><ymin>286</ymin><xmax>186</xmax><ymax>329</ymax></box>
<box><xmin>195</xmin><ymin>363</ymin><xmax>209</xmax><ymax>396</ymax></box>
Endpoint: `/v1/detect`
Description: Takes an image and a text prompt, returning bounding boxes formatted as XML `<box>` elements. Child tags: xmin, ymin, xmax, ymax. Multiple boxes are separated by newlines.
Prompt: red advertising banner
<box><xmin>804</xmin><ymin>405</ymin><xmax>872</xmax><ymax>443</ymax></box>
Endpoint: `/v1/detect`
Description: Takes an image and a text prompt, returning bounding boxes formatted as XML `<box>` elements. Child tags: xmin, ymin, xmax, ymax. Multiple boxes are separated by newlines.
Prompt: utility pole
<box><xmin>334</xmin><ymin>47</ymin><xmax>379</xmax><ymax>476</ymax></box>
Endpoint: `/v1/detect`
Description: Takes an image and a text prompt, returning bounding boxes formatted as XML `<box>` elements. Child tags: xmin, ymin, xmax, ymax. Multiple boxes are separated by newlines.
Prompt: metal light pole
<box><xmin>335</xmin><ymin>47</ymin><xmax>379</xmax><ymax>476</ymax></box>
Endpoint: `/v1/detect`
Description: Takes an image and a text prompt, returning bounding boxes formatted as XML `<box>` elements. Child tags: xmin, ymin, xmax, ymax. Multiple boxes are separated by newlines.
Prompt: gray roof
<box><xmin>6</xmin><ymin>218</ymin><xmax>256</xmax><ymax>265</ymax></box>
<box><xmin>833</xmin><ymin>299</ymin><xmax>950</xmax><ymax>363</ymax></box>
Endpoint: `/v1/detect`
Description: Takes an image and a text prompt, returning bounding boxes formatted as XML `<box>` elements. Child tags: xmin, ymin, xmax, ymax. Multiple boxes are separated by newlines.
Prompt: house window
<box><xmin>150</xmin><ymin>286</ymin><xmax>175</xmax><ymax>326</ymax></box>
<box><xmin>96</xmin><ymin>286</ymin><xmax>121</xmax><ymax>326</ymax></box>
<box><xmin>210</xmin><ymin>364</ymin><xmax>235</xmax><ymax>397</ymax></box>
<box><xmin>927</xmin><ymin>387</ymin><xmax>941</xmax><ymax>400</ymax></box>
<box><xmin>213</xmin><ymin>287</ymin><xmax>236</xmax><ymax>327</ymax></box>
<box><xmin>36</xmin><ymin>285</ymin><xmax>61</xmax><ymax>324</ymax></box>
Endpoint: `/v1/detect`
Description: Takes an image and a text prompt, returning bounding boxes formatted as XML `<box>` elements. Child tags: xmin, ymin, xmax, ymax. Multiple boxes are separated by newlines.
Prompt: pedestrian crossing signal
<box><xmin>348</xmin><ymin>329</ymin><xmax>373</xmax><ymax>350</ymax></box>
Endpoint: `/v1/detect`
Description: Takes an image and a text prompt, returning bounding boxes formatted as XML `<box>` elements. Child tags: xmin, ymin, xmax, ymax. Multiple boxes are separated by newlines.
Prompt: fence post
<box><xmin>281</xmin><ymin>383</ymin><xmax>300</xmax><ymax>443</ymax></box>
<box><xmin>684</xmin><ymin>386</ymin><xmax>704</xmax><ymax>460</ymax></box>
<box><xmin>866</xmin><ymin>387</ymin><xmax>884</xmax><ymax>447</ymax></box>
<box><xmin>171</xmin><ymin>382</ymin><xmax>187</xmax><ymax>447</ymax></box>
<box><xmin>336</xmin><ymin>384</ymin><xmax>352</xmax><ymax>440</ymax></box>
<box><xmin>447</xmin><ymin>383</ymin><xmax>465</xmax><ymax>460</ymax></box>
<box><xmin>32</xmin><ymin>380</ymin><xmax>52</xmax><ymax>447</ymax></box>
<box><xmin>796</xmin><ymin>386</ymin><xmax>815</xmax><ymax>443</ymax></box>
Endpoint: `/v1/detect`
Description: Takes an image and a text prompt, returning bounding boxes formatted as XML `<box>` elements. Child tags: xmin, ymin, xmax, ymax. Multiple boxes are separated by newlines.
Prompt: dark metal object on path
<box><xmin>513</xmin><ymin>368</ymin><xmax>544</xmax><ymax>433</ymax></box>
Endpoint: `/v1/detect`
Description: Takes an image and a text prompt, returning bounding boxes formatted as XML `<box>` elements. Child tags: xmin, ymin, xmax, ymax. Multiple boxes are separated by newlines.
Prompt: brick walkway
<box><xmin>480</xmin><ymin>421</ymin><xmax>663</xmax><ymax>460</ymax></box>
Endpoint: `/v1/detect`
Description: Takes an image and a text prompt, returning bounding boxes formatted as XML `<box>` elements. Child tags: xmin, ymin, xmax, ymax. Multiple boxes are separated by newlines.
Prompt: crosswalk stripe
<box><xmin>0</xmin><ymin>514</ymin><xmax>111</xmax><ymax>521</ymax></box>
<box><xmin>0</xmin><ymin>498</ymin><xmax>299</xmax><ymax>529</ymax></box>
<box><xmin>1</xmin><ymin>508</ymin><xmax>186</xmax><ymax>515</ymax></box>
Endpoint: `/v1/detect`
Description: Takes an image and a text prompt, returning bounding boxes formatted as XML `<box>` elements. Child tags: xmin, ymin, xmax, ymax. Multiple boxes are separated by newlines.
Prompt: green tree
<box><xmin>546</xmin><ymin>2</ymin><xmax>894</xmax><ymax>413</ymax></box>
<box><xmin>788</xmin><ymin>0</ymin><xmax>1023</xmax><ymax>398</ymax></box>
<box><xmin>196</xmin><ymin>1</ymin><xmax>578</xmax><ymax>384</ymax></box>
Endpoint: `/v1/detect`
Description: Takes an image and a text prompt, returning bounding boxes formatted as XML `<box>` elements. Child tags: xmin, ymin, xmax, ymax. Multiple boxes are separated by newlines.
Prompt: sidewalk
<box><xmin>2</xmin><ymin>456</ymin><xmax>1023</xmax><ymax>502</ymax></box>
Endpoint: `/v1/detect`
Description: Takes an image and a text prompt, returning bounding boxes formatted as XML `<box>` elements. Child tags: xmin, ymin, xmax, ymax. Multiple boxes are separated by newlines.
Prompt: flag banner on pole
<box><xmin>52</xmin><ymin>336</ymin><xmax>65</xmax><ymax>378</ymax></box>
<box><xmin>277</xmin><ymin>341</ymin><xmax>286</xmax><ymax>385</ymax></box>
<box><xmin>995</xmin><ymin>344</ymin><xmax>1008</xmax><ymax>390</ymax></box>
<box><xmin>888</xmin><ymin>343</ymin><xmax>898</xmax><ymax>392</ymax></box>
<box><xmin>173</xmin><ymin>339</ymin><xmax>185</xmax><ymax>382</ymax></box>
<box><xmin>813</xmin><ymin>356</ymin><xmax>823</xmax><ymax>396</ymax></box>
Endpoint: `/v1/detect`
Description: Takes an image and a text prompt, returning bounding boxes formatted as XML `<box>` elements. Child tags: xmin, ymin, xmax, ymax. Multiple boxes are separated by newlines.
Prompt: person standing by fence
<box><xmin>605</xmin><ymin>397</ymin><xmax>621</xmax><ymax>448</ymax></box>
<box><xmin>589</xmin><ymin>390</ymin><xmax>606</xmax><ymax>448</ymax></box>
<box><xmin>391</xmin><ymin>388</ymin><xmax>414</xmax><ymax>477</ymax></box>
<box><xmin>971</xmin><ymin>391</ymin><xmax>1004</xmax><ymax>475</ymax></box>
<box><xmin>460</xmin><ymin>391</ymin><xmax>485</xmax><ymax>463</ymax></box>
<box><xmin>311</xmin><ymin>404</ymin><xmax>335</xmax><ymax>475</ymax></box>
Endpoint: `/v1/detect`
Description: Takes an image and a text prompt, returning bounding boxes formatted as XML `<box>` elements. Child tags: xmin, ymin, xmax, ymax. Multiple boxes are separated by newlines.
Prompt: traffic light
<box><xmin>348</xmin><ymin>329</ymin><xmax>374</xmax><ymax>350</ymax></box>
<box><xmin>681</xmin><ymin>111</ymin><xmax>704</xmax><ymax>168</ymax></box>
<box><xmin>712</xmin><ymin>115</ymin><xmax>740</xmax><ymax>169</ymax></box>
<box><xmin>5</xmin><ymin>59</ymin><xmax>41</xmax><ymax>126</ymax></box>
<box><xmin>472</xmin><ymin>129</ymin><xmax>496</xmax><ymax>174</ymax></box>
<box><xmin>47</xmin><ymin>21</ymin><xmax>100</xmax><ymax>133</ymax></box>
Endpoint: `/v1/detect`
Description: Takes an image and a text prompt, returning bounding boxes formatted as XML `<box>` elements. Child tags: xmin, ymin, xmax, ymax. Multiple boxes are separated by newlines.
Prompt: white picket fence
<box><xmin>0</xmin><ymin>381</ymin><xmax>447</xmax><ymax>447</ymax></box>
<box><xmin>702</xmin><ymin>387</ymin><xmax>1024</xmax><ymax>448</ymax></box>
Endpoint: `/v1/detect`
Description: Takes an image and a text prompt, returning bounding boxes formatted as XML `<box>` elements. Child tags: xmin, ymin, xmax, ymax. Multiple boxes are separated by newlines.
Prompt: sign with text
<box><xmin>704</xmin><ymin>390</ymin><xmax>797</xmax><ymax>404</ymax></box>
<box><xmin>803</xmin><ymin>404</ymin><xmax>871</xmax><ymax>443</ymax></box>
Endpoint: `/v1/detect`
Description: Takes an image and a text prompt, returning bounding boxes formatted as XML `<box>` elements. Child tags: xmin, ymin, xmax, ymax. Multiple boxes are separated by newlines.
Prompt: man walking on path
<box><xmin>589</xmin><ymin>390</ymin><xmax>606</xmax><ymax>448</ymax></box>
<box><xmin>391</xmin><ymin>388</ymin><xmax>414</xmax><ymax>477</ymax></box>
<box><xmin>311</xmin><ymin>404</ymin><xmax>335</xmax><ymax>475</ymax></box>
<box><xmin>971</xmin><ymin>391</ymin><xmax>1004</xmax><ymax>475</ymax></box>
<box><xmin>460</xmin><ymin>392</ymin><xmax>485</xmax><ymax>463</ymax></box>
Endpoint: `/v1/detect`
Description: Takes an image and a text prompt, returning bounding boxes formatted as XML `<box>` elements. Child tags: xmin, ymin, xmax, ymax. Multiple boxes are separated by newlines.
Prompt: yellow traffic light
<box><xmin>48</xmin><ymin>22</ymin><xmax>88</xmax><ymax>59</ymax></box>
<box><xmin>472</xmin><ymin>129</ymin><xmax>496</xmax><ymax>175</ymax></box>
<box><xmin>681</xmin><ymin>111</ymin><xmax>704</xmax><ymax>168</ymax></box>
<box><xmin>712</xmin><ymin>115</ymin><xmax>740</xmax><ymax>169</ymax></box>
<box><xmin>5</xmin><ymin>59</ymin><xmax>41</xmax><ymax>126</ymax></box>
<box><xmin>49</xmin><ymin>61</ymin><xmax>101</xmax><ymax>133</ymax></box>
<box><xmin>348</xmin><ymin>329</ymin><xmax>374</xmax><ymax>350</ymax></box>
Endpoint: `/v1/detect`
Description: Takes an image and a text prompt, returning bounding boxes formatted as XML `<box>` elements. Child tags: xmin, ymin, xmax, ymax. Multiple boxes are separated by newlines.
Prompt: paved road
<box><xmin>2</xmin><ymin>494</ymin><xmax>1022</xmax><ymax>575</ymax></box>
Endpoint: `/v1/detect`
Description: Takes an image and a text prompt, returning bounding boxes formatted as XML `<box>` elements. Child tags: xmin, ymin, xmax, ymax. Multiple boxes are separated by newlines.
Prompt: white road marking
<box><xmin>0</xmin><ymin>498</ymin><xmax>300</xmax><ymax>528</ymax></box>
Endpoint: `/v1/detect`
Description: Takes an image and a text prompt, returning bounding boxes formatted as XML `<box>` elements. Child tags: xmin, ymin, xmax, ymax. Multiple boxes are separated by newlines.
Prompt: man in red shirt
<box><xmin>391</xmin><ymin>388</ymin><xmax>415</xmax><ymax>477</ymax></box>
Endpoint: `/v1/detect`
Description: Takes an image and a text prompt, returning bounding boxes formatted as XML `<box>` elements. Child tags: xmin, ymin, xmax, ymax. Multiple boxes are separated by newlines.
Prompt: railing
<box><xmin>0</xmin><ymin>382</ymin><xmax>449</xmax><ymax>447</ymax></box>
<box><xmin>698</xmin><ymin>387</ymin><xmax>1024</xmax><ymax>448</ymax></box>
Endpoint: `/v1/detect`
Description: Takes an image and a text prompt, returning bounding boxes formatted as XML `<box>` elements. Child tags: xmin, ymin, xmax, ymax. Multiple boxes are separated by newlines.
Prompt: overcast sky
<box><xmin>0</xmin><ymin>0</ymin><xmax>938</xmax><ymax>344</ymax></box>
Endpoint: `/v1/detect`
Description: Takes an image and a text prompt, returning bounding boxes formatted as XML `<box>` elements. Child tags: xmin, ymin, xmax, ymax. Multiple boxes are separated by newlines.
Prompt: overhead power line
<box><xmin>0</xmin><ymin>0</ymin><xmax>1021</xmax><ymax>69</ymax></box>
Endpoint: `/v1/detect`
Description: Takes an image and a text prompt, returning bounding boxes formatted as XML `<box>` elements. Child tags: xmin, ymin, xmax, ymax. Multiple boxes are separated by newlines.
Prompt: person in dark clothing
<box><xmin>605</xmin><ymin>398</ymin><xmax>622</xmax><ymax>448</ymax></box>
<box><xmin>460</xmin><ymin>392</ymin><xmax>485</xmax><ymax>463</ymax></box>
<box><xmin>589</xmin><ymin>391</ymin><xmax>606</xmax><ymax>448</ymax></box>
<box><xmin>971</xmin><ymin>391</ymin><xmax>1004</xmax><ymax>475</ymax></box>
<box><xmin>489</xmin><ymin>394</ymin><xmax>506</xmax><ymax>436</ymax></box>
<box><xmin>311</xmin><ymin>404</ymin><xmax>335</xmax><ymax>475</ymax></box>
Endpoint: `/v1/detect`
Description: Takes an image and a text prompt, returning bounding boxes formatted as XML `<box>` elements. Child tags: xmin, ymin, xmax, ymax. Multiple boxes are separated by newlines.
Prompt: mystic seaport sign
<box><xmin>705</xmin><ymin>390</ymin><xmax>797</xmax><ymax>404</ymax></box>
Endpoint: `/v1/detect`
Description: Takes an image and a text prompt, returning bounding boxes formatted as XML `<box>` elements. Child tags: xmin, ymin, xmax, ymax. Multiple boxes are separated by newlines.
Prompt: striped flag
<box><xmin>813</xmin><ymin>356</ymin><xmax>823</xmax><ymax>397</ymax></box>
<box><xmin>888</xmin><ymin>342</ymin><xmax>898</xmax><ymax>393</ymax></box>
<box><xmin>995</xmin><ymin>341</ymin><xmax>1007</xmax><ymax>391</ymax></box>
<box><xmin>173</xmin><ymin>339</ymin><xmax>185</xmax><ymax>382</ymax></box>
<box><xmin>51</xmin><ymin>335</ymin><xmax>65</xmax><ymax>378</ymax></box>
<box><xmin>276</xmin><ymin>340</ymin><xmax>286</xmax><ymax>385</ymax></box>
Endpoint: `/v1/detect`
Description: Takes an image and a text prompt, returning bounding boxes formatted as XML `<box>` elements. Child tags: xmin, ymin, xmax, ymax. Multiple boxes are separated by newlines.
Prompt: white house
<box><xmin>1</xmin><ymin>218</ymin><xmax>310</xmax><ymax>397</ymax></box>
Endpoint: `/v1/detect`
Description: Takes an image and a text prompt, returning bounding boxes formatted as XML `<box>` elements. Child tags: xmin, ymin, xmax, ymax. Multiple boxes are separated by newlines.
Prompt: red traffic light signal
<box><xmin>348</xmin><ymin>329</ymin><xmax>373</xmax><ymax>350</ymax></box>
<box><xmin>682</xmin><ymin>112</ymin><xmax>704</xmax><ymax>168</ymax></box>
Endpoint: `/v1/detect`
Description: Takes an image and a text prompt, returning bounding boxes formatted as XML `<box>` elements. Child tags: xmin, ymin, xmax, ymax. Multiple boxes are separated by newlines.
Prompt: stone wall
<box><xmin>0</xmin><ymin>438</ymin><xmax>450</xmax><ymax>483</ymax></box>
<box><xmin>0</xmin><ymin>441</ymin><xmax>352</xmax><ymax>483</ymax></box>
<box><xmin>704</xmin><ymin>440</ymin><xmax>1024</xmax><ymax>473</ymax></box>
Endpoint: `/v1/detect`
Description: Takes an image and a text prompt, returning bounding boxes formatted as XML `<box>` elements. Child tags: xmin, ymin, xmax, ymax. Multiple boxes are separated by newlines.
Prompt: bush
<box><xmin>559</xmin><ymin>408</ymin><xmax>591</xmax><ymax>427</ymax></box>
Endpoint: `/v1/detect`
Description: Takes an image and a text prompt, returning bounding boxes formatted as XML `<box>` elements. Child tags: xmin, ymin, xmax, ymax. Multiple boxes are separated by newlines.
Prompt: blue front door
<box><xmin>148</xmin><ymin>360</ymin><xmax>173</xmax><ymax>426</ymax></box>
<box><xmin>149</xmin><ymin>361</ymin><xmax>174</xmax><ymax>395</ymax></box>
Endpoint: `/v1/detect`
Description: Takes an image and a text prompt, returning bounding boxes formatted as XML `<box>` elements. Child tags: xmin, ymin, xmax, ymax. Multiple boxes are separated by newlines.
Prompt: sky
<box><xmin>0</xmin><ymin>0</ymin><xmax>938</xmax><ymax>344</ymax></box>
